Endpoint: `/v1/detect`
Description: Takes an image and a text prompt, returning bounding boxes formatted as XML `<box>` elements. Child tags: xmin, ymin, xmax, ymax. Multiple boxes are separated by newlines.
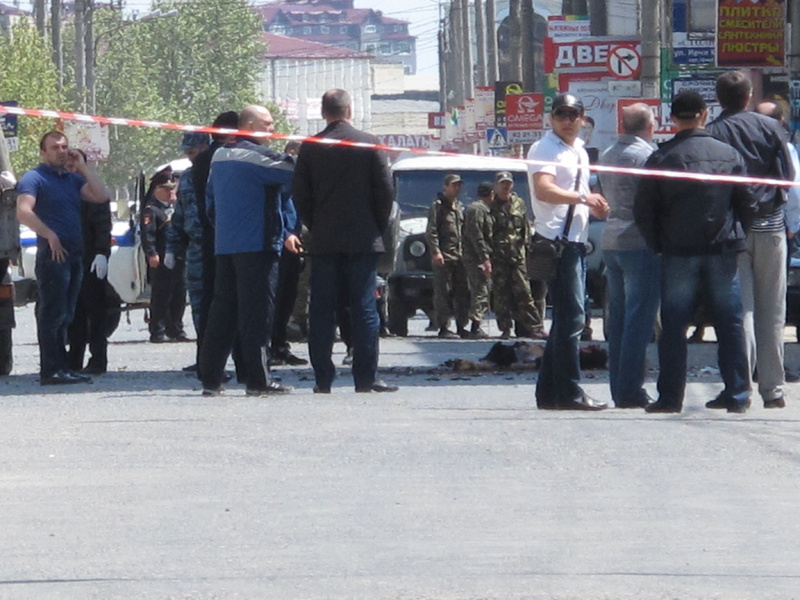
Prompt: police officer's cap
<box><xmin>150</xmin><ymin>167</ymin><xmax>176</xmax><ymax>188</ymax></box>
<box><xmin>477</xmin><ymin>182</ymin><xmax>494</xmax><ymax>197</ymax></box>
<box><xmin>179</xmin><ymin>132</ymin><xmax>211</xmax><ymax>151</ymax></box>
<box><xmin>495</xmin><ymin>171</ymin><xmax>514</xmax><ymax>183</ymax></box>
<box><xmin>443</xmin><ymin>173</ymin><xmax>463</xmax><ymax>186</ymax></box>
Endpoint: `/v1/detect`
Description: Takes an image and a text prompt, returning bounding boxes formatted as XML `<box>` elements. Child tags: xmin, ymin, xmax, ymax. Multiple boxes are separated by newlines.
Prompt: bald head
<box><xmin>321</xmin><ymin>89</ymin><xmax>352</xmax><ymax>123</ymax></box>
<box><xmin>756</xmin><ymin>100</ymin><xmax>785</xmax><ymax>125</ymax></box>
<box><xmin>621</xmin><ymin>102</ymin><xmax>655</xmax><ymax>140</ymax></box>
<box><xmin>239</xmin><ymin>105</ymin><xmax>275</xmax><ymax>135</ymax></box>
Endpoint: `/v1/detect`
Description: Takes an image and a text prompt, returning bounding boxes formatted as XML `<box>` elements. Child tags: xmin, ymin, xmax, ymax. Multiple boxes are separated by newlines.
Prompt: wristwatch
<box><xmin>578</xmin><ymin>193</ymin><xmax>588</xmax><ymax>204</ymax></box>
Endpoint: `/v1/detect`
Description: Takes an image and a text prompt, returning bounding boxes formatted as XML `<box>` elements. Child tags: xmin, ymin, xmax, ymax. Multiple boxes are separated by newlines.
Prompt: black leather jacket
<box><xmin>634</xmin><ymin>128</ymin><xmax>758</xmax><ymax>256</ymax></box>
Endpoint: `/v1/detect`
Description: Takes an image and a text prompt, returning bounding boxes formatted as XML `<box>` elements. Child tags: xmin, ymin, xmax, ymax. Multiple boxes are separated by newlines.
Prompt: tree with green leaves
<box><xmin>0</xmin><ymin>21</ymin><xmax>64</xmax><ymax>175</ymax></box>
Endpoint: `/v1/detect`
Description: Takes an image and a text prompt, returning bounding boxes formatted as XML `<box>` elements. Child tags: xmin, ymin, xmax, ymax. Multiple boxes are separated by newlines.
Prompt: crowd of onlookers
<box><xmin>14</xmin><ymin>74</ymin><xmax>800</xmax><ymax>413</ymax></box>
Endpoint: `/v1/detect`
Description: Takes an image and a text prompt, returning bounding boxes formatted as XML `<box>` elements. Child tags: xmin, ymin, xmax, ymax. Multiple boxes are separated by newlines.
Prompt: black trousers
<box><xmin>270</xmin><ymin>249</ymin><xmax>303</xmax><ymax>355</ymax></box>
<box><xmin>67</xmin><ymin>268</ymin><xmax>108</xmax><ymax>371</ymax></box>
<box><xmin>149</xmin><ymin>261</ymin><xmax>186</xmax><ymax>339</ymax></box>
<box><xmin>199</xmin><ymin>251</ymin><xmax>279</xmax><ymax>391</ymax></box>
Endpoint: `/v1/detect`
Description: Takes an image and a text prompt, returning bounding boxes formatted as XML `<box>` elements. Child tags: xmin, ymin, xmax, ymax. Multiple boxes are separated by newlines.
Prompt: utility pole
<box><xmin>508</xmin><ymin>0</ymin><xmax>523</xmax><ymax>83</ymax></box>
<box><xmin>33</xmin><ymin>0</ymin><xmax>45</xmax><ymax>36</ymax></box>
<box><xmin>75</xmin><ymin>0</ymin><xmax>86</xmax><ymax>108</ymax></box>
<box><xmin>438</xmin><ymin>23</ymin><xmax>447</xmax><ymax>110</ymax></box>
<box><xmin>459</xmin><ymin>0</ymin><xmax>473</xmax><ymax>98</ymax></box>
<box><xmin>486</xmin><ymin>0</ymin><xmax>498</xmax><ymax>84</ymax></box>
<box><xmin>52</xmin><ymin>0</ymin><xmax>62</xmax><ymax>92</ymax></box>
<box><xmin>450</xmin><ymin>1</ymin><xmax>465</xmax><ymax>106</ymax></box>
<box><xmin>521</xmin><ymin>0</ymin><xmax>536</xmax><ymax>92</ymax></box>
<box><xmin>475</xmin><ymin>0</ymin><xmax>487</xmax><ymax>87</ymax></box>
<box><xmin>85</xmin><ymin>0</ymin><xmax>96</xmax><ymax>113</ymax></box>
<box><xmin>640</xmin><ymin>0</ymin><xmax>660</xmax><ymax>99</ymax></box>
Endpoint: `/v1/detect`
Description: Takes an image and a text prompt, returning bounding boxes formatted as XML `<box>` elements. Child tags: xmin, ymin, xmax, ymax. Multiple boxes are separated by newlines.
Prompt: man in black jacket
<box><xmin>292</xmin><ymin>89</ymin><xmax>397</xmax><ymax>394</ymax></box>
<box><xmin>705</xmin><ymin>70</ymin><xmax>795</xmax><ymax>410</ymax></box>
<box><xmin>634</xmin><ymin>91</ymin><xmax>758</xmax><ymax>414</ymax></box>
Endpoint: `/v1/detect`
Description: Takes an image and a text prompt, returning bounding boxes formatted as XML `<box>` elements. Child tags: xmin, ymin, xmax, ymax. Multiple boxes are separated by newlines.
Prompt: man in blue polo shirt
<box><xmin>17</xmin><ymin>131</ymin><xmax>109</xmax><ymax>385</ymax></box>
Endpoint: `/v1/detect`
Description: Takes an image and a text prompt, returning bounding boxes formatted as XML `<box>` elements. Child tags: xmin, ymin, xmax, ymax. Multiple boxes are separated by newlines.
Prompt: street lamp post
<box><xmin>86</xmin><ymin>9</ymin><xmax>178</xmax><ymax>113</ymax></box>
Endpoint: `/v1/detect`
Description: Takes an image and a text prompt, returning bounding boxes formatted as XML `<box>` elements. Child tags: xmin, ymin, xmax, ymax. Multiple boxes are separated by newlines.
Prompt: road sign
<box><xmin>606</xmin><ymin>45</ymin><xmax>641</xmax><ymax>79</ymax></box>
<box><xmin>486</xmin><ymin>127</ymin><xmax>508</xmax><ymax>149</ymax></box>
<box><xmin>506</xmin><ymin>93</ymin><xmax>544</xmax><ymax>144</ymax></box>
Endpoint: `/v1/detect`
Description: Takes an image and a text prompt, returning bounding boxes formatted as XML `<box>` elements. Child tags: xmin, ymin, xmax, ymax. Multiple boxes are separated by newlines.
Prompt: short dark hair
<box><xmin>39</xmin><ymin>130</ymin><xmax>67</xmax><ymax>151</ymax></box>
<box><xmin>322</xmin><ymin>89</ymin><xmax>351</xmax><ymax>120</ymax></box>
<box><xmin>716</xmin><ymin>70</ymin><xmax>752</xmax><ymax>110</ymax></box>
<box><xmin>211</xmin><ymin>111</ymin><xmax>239</xmax><ymax>142</ymax></box>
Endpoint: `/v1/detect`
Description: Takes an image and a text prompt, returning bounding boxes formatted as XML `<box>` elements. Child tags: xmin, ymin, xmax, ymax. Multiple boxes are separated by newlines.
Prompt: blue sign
<box><xmin>0</xmin><ymin>101</ymin><xmax>18</xmax><ymax>138</ymax></box>
<box><xmin>486</xmin><ymin>127</ymin><xmax>508</xmax><ymax>149</ymax></box>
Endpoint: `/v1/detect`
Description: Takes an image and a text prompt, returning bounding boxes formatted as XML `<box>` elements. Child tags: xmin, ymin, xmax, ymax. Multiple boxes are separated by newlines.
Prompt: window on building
<box><xmin>303</xmin><ymin>26</ymin><xmax>312</xmax><ymax>35</ymax></box>
<box><xmin>271</xmin><ymin>25</ymin><xmax>287</xmax><ymax>35</ymax></box>
<box><xmin>320</xmin><ymin>25</ymin><xmax>329</xmax><ymax>34</ymax></box>
<box><xmin>340</xmin><ymin>26</ymin><xmax>348</xmax><ymax>34</ymax></box>
<box><xmin>398</xmin><ymin>42</ymin><xmax>410</xmax><ymax>54</ymax></box>
<box><xmin>365</xmin><ymin>43</ymin><xmax>377</xmax><ymax>53</ymax></box>
<box><xmin>380</xmin><ymin>43</ymin><xmax>391</xmax><ymax>55</ymax></box>
<box><xmin>364</xmin><ymin>24</ymin><xmax>376</xmax><ymax>33</ymax></box>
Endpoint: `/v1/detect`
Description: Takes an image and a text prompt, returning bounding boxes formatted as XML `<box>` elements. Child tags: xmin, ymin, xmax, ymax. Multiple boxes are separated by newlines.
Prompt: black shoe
<box><xmin>182</xmin><ymin>363</ymin><xmax>198</xmax><ymax>372</ymax></box>
<box><xmin>457</xmin><ymin>327</ymin><xmax>470</xmax><ymax>339</ymax></box>
<box><xmin>764</xmin><ymin>395</ymin><xmax>786</xmax><ymax>409</ymax></box>
<box><xmin>785</xmin><ymin>369</ymin><xmax>800</xmax><ymax>383</ymax></box>
<box><xmin>80</xmin><ymin>363</ymin><xmax>107</xmax><ymax>376</ymax></box>
<box><xmin>313</xmin><ymin>385</ymin><xmax>331</xmax><ymax>394</ymax></box>
<box><xmin>41</xmin><ymin>370</ymin><xmax>90</xmax><ymax>386</ymax></box>
<box><xmin>645</xmin><ymin>399</ymin><xmax>682</xmax><ymax>413</ymax></box>
<box><xmin>470</xmin><ymin>328</ymin><xmax>488</xmax><ymax>339</ymax></box>
<box><xmin>246</xmin><ymin>380</ymin><xmax>293</xmax><ymax>396</ymax></box>
<box><xmin>356</xmin><ymin>379</ymin><xmax>399</xmax><ymax>393</ymax></box>
<box><xmin>615</xmin><ymin>399</ymin><xmax>648</xmax><ymax>409</ymax></box>
<box><xmin>168</xmin><ymin>333</ymin><xmax>192</xmax><ymax>343</ymax></box>
<box><xmin>282</xmin><ymin>352</ymin><xmax>308</xmax><ymax>366</ymax></box>
<box><xmin>727</xmin><ymin>401</ymin><xmax>750</xmax><ymax>414</ymax></box>
<box><xmin>438</xmin><ymin>328</ymin><xmax>460</xmax><ymax>339</ymax></box>
<box><xmin>499</xmin><ymin>330</ymin><xmax>511</xmax><ymax>340</ymax></box>
<box><xmin>150</xmin><ymin>334</ymin><xmax>167</xmax><ymax>343</ymax></box>
<box><xmin>536</xmin><ymin>398</ymin><xmax>560</xmax><ymax>410</ymax></box>
<box><xmin>705</xmin><ymin>394</ymin><xmax>751</xmax><ymax>412</ymax></box>
<box><xmin>558</xmin><ymin>394</ymin><xmax>607</xmax><ymax>411</ymax></box>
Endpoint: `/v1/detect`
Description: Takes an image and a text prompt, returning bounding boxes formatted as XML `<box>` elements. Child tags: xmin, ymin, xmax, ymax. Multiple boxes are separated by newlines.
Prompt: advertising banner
<box><xmin>506</xmin><ymin>93</ymin><xmax>545</xmax><ymax>144</ymax></box>
<box><xmin>494</xmin><ymin>80</ymin><xmax>523</xmax><ymax>128</ymax></box>
<box><xmin>717</xmin><ymin>0</ymin><xmax>785</xmax><ymax>67</ymax></box>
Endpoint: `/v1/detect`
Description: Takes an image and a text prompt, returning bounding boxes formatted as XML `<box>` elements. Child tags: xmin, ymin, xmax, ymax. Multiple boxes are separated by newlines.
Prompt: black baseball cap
<box><xmin>477</xmin><ymin>182</ymin><xmax>494</xmax><ymax>197</ymax></box>
<box><xmin>551</xmin><ymin>93</ymin><xmax>584</xmax><ymax>114</ymax></box>
<box><xmin>671</xmin><ymin>91</ymin><xmax>706</xmax><ymax>120</ymax></box>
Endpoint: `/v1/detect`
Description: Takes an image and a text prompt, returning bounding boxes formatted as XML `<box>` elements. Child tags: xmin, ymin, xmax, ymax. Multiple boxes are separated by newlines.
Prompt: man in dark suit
<box><xmin>292</xmin><ymin>89</ymin><xmax>397</xmax><ymax>394</ymax></box>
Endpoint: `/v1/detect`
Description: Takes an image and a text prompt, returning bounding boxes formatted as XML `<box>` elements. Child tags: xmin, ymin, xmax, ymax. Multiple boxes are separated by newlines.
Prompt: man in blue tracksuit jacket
<box><xmin>199</xmin><ymin>104</ymin><xmax>296</xmax><ymax>396</ymax></box>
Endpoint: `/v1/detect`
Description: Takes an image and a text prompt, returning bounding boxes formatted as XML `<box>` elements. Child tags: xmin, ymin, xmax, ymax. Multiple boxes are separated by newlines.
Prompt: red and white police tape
<box><xmin>1</xmin><ymin>103</ymin><xmax>797</xmax><ymax>189</ymax></box>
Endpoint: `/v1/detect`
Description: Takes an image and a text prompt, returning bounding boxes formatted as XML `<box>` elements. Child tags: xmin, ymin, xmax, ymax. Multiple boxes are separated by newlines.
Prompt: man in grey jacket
<box><xmin>598</xmin><ymin>102</ymin><xmax>658</xmax><ymax>409</ymax></box>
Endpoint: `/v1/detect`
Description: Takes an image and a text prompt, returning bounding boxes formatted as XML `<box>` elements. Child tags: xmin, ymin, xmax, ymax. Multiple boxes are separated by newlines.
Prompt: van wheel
<box><xmin>0</xmin><ymin>328</ymin><xmax>11</xmax><ymax>376</ymax></box>
<box><xmin>388</xmin><ymin>297</ymin><xmax>408</xmax><ymax>337</ymax></box>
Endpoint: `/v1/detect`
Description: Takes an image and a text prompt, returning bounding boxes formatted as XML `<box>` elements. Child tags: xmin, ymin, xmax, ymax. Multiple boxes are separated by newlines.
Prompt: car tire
<box><xmin>388</xmin><ymin>296</ymin><xmax>409</xmax><ymax>337</ymax></box>
<box><xmin>0</xmin><ymin>328</ymin><xmax>11</xmax><ymax>376</ymax></box>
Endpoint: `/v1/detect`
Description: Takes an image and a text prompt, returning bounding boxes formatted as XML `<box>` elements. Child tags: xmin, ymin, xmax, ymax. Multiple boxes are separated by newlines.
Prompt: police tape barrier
<box><xmin>1</xmin><ymin>103</ymin><xmax>797</xmax><ymax>190</ymax></box>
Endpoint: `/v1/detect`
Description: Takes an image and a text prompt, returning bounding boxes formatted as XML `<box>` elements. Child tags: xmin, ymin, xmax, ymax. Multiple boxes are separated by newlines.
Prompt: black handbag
<box><xmin>526</xmin><ymin>164</ymin><xmax>582</xmax><ymax>282</ymax></box>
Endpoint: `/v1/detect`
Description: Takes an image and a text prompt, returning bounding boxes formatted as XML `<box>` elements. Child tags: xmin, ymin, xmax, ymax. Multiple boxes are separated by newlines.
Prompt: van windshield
<box><xmin>393</xmin><ymin>169</ymin><xmax>532</xmax><ymax>218</ymax></box>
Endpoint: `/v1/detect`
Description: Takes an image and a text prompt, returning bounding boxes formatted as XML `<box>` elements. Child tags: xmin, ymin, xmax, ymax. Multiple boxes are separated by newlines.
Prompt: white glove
<box><xmin>90</xmin><ymin>254</ymin><xmax>108</xmax><ymax>279</ymax></box>
<box><xmin>163</xmin><ymin>252</ymin><xmax>176</xmax><ymax>270</ymax></box>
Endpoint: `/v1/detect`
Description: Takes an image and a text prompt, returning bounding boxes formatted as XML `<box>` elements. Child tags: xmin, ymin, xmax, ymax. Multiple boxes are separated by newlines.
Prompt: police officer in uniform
<box><xmin>490</xmin><ymin>171</ymin><xmax>540</xmax><ymax>339</ymax></box>
<box><xmin>142</xmin><ymin>168</ymin><xmax>188</xmax><ymax>343</ymax></box>
<box><xmin>166</xmin><ymin>132</ymin><xmax>210</xmax><ymax>366</ymax></box>
<box><xmin>425</xmin><ymin>173</ymin><xmax>470</xmax><ymax>338</ymax></box>
<box><xmin>462</xmin><ymin>181</ymin><xmax>494</xmax><ymax>339</ymax></box>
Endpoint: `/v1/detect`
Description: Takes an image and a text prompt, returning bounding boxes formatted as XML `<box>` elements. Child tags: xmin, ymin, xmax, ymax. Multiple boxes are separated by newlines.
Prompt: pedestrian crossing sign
<box><xmin>486</xmin><ymin>127</ymin><xmax>508</xmax><ymax>149</ymax></box>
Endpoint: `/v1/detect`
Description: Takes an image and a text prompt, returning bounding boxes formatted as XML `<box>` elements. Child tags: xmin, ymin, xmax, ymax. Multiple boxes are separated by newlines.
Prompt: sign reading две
<box><xmin>544</xmin><ymin>37</ymin><xmax>642</xmax><ymax>78</ymax></box>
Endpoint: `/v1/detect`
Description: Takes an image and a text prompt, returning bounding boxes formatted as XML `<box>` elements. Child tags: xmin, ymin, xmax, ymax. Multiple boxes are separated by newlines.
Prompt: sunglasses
<box><xmin>553</xmin><ymin>110</ymin><xmax>582</xmax><ymax>122</ymax></box>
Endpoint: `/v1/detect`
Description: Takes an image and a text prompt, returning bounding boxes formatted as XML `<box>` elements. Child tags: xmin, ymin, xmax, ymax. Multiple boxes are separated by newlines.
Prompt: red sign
<box><xmin>428</xmin><ymin>112</ymin><xmax>445</xmax><ymax>129</ymax></box>
<box><xmin>544</xmin><ymin>38</ymin><xmax>642</xmax><ymax>75</ymax></box>
<box><xmin>717</xmin><ymin>0</ymin><xmax>785</xmax><ymax>67</ymax></box>
<box><xmin>506</xmin><ymin>94</ymin><xmax>544</xmax><ymax>131</ymax></box>
<box><xmin>606</xmin><ymin>45</ymin><xmax>641</xmax><ymax>80</ymax></box>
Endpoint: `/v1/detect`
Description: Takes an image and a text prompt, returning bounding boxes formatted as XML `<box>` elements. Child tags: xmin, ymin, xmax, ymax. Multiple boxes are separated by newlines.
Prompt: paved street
<box><xmin>3</xmin><ymin>305</ymin><xmax>800</xmax><ymax>599</ymax></box>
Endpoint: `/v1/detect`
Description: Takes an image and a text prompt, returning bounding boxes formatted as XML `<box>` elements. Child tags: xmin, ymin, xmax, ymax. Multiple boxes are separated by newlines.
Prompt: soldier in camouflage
<box><xmin>462</xmin><ymin>181</ymin><xmax>494</xmax><ymax>339</ymax></box>
<box><xmin>490</xmin><ymin>171</ymin><xmax>541</xmax><ymax>339</ymax></box>
<box><xmin>425</xmin><ymin>173</ymin><xmax>470</xmax><ymax>338</ymax></box>
<box><xmin>165</xmin><ymin>132</ymin><xmax>210</xmax><ymax>360</ymax></box>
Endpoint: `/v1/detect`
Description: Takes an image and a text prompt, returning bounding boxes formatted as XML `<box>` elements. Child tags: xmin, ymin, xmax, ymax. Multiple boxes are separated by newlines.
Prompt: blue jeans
<box><xmin>199</xmin><ymin>251</ymin><xmax>279</xmax><ymax>391</ymax></box>
<box><xmin>36</xmin><ymin>250</ymin><xmax>83</xmax><ymax>377</ymax></box>
<box><xmin>308</xmin><ymin>253</ymin><xmax>380</xmax><ymax>390</ymax></box>
<box><xmin>536</xmin><ymin>243</ymin><xmax>586</xmax><ymax>405</ymax></box>
<box><xmin>658</xmin><ymin>253</ymin><xmax>750</xmax><ymax>409</ymax></box>
<box><xmin>604</xmin><ymin>249</ymin><xmax>661</xmax><ymax>405</ymax></box>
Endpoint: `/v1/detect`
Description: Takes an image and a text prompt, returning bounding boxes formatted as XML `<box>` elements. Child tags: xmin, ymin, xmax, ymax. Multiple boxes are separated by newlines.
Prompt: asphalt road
<box><xmin>2</xmin><ymin>305</ymin><xmax>800</xmax><ymax>599</ymax></box>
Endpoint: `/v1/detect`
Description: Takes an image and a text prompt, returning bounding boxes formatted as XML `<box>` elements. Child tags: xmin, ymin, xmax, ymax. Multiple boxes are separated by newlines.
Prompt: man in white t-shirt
<box><xmin>527</xmin><ymin>93</ymin><xmax>610</xmax><ymax>410</ymax></box>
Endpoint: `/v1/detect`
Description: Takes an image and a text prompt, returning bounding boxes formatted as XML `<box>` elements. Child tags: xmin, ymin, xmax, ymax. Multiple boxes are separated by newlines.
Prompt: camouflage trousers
<box><xmin>432</xmin><ymin>260</ymin><xmax>470</xmax><ymax>330</ymax></box>
<box><xmin>186</xmin><ymin>241</ymin><xmax>203</xmax><ymax>334</ymax></box>
<box><xmin>491</xmin><ymin>259</ymin><xmax>539</xmax><ymax>334</ymax></box>
<box><xmin>464</xmin><ymin>260</ymin><xmax>491</xmax><ymax>323</ymax></box>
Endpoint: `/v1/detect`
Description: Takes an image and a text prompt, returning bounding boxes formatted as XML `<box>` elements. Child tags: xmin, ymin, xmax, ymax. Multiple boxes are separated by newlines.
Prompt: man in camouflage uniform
<box><xmin>165</xmin><ymin>132</ymin><xmax>210</xmax><ymax>358</ymax></box>
<box><xmin>426</xmin><ymin>173</ymin><xmax>470</xmax><ymax>338</ymax></box>
<box><xmin>490</xmin><ymin>171</ymin><xmax>540</xmax><ymax>339</ymax></box>
<box><xmin>462</xmin><ymin>181</ymin><xmax>494</xmax><ymax>339</ymax></box>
